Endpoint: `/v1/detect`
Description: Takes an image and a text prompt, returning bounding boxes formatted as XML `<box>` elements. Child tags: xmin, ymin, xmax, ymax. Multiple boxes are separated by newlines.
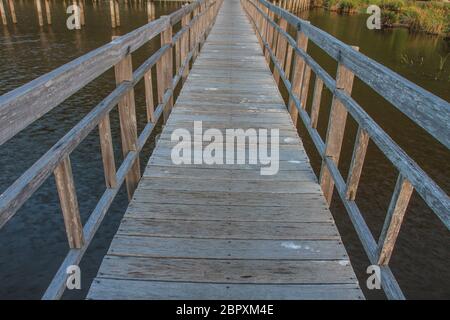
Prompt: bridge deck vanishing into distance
<box><xmin>87</xmin><ymin>0</ymin><xmax>363</xmax><ymax>300</ymax></box>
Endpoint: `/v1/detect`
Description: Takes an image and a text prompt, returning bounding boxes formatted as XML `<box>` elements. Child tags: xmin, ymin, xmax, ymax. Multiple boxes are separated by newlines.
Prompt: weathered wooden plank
<box><xmin>142</xmin><ymin>165</ymin><xmax>316</xmax><ymax>181</ymax></box>
<box><xmin>117</xmin><ymin>218</ymin><xmax>339</xmax><ymax>240</ymax></box>
<box><xmin>88</xmin><ymin>279</ymin><xmax>364</xmax><ymax>300</ymax></box>
<box><xmin>97</xmin><ymin>255</ymin><xmax>357</xmax><ymax>284</ymax></box>
<box><xmin>125</xmin><ymin>202</ymin><xmax>332</xmax><ymax>222</ymax></box>
<box><xmin>108</xmin><ymin>236</ymin><xmax>347</xmax><ymax>260</ymax></box>
<box><xmin>138</xmin><ymin>177</ymin><xmax>322</xmax><ymax>194</ymax></box>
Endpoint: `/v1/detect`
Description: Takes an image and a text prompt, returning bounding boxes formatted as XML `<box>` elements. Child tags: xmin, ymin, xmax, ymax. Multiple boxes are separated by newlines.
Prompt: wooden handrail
<box><xmin>0</xmin><ymin>0</ymin><xmax>223</xmax><ymax>300</ymax></box>
<box><xmin>242</xmin><ymin>0</ymin><xmax>449</xmax><ymax>300</ymax></box>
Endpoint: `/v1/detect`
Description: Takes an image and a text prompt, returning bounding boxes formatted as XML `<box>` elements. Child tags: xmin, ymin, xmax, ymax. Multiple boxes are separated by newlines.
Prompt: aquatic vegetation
<box><xmin>317</xmin><ymin>0</ymin><xmax>450</xmax><ymax>36</ymax></box>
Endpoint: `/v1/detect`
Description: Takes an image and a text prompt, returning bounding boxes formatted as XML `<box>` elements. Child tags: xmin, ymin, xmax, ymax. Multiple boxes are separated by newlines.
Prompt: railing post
<box><xmin>265</xmin><ymin>11</ymin><xmax>275</xmax><ymax>63</ymax></box>
<box><xmin>114</xmin><ymin>53</ymin><xmax>140</xmax><ymax>200</ymax></box>
<box><xmin>319</xmin><ymin>46</ymin><xmax>359</xmax><ymax>204</ymax></box>
<box><xmin>155</xmin><ymin>17</ymin><xmax>173</xmax><ymax>123</ymax></box>
<box><xmin>378</xmin><ymin>174</ymin><xmax>414</xmax><ymax>265</ymax></box>
<box><xmin>54</xmin><ymin>157</ymin><xmax>84</xmax><ymax>249</ymax></box>
<box><xmin>288</xmin><ymin>22</ymin><xmax>309</xmax><ymax>127</ymax></box>
<box><xmin>273</xmin><ymin>18</ymin><xmax>288</xmax><ymax>85</ymax></box>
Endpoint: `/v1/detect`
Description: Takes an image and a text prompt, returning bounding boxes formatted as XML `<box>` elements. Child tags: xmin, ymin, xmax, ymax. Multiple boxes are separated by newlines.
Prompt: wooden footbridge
<box><xmin>0</xmin><ymin>0</ymin><xmax>448</xmax><ymax>300</ymax></box>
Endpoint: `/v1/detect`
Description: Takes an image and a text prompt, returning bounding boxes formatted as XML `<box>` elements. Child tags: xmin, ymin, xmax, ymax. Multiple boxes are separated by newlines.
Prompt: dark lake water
<box><xmin>0</xmin><ymin>1</ymin><xmax>449</xmax><ymax>299</ymax></box>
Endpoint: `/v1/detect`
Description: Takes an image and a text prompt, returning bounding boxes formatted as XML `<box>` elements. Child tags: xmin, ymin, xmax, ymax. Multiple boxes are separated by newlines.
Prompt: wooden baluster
<box><xmin>300</xmin><ymin>63</ymin><xmax>311</xmax><ymax>109</ymax></box>
<box><xmin>156</xmin><ymin>20</ymin><xmax>173</xmax><ymax>123</ymax></box>
<box><xmin>114</xmin><ymin>53</ymin><xmax>140</xmax><ymax>200</ymax></box>
<box><xmin>285</xmin><ymin>45</ymin><xmax>293</xmax><ymax>79</ymax></box>
<box><xmin>273</xmin><ymin>18</ymin><xmax>288</xmax><ymax>85</ymax></box>
<box><xmin>319</xmin><ymin>46</ymin><xmax>359</xmax><ymax>204</ymax></box>
<box><xmin>265</xmin><ymin>11</ymin><xmax>275</xmax><ymax>63</ymax></box>
<box><xmin>288</xmin><ymin>22</ymin><xmax>309</xmax><ymax>127</ymax></box>
<box><xmin>54</xmin><ymin>157</ymin><xmax>84</xmax><ymax>249</ymax></box>
<box><xmin>98</xmin><ymin>114</ymin><xmax>117</xmax><ymax>188</ymax></box>
<box><xmin>181</xmin><ymin>12</ymin><xmax>190</xmax><ymax>83</ymax></box>
<box><xmin>310</xmin><ymin>77</ymin><xmax>324</xmax><ymax>129</ymax></box>
<box><xmin>8</xmin><ymin>0</ymin><xmax>16</xmax><ymax>24</ymax></box>
<box><xmin>346</xmin><ymin>126</ymin><xmax>369</xmax><ymax>200</ymax></box>
<box><xmin>378</xmin><ymin>174</ymin><xmax>414</xmax><ymax>265</ymax></box>
<box><xmin>144</xmin><ymin>70</ymin><xmax>155</xmax><ymax>123</ymax></box>
<box><xmin>191</xmin><ymin>8</ymin><xmax>198</xmax><ymax>60</ymax></box>
<box><xmin>175</xmin><ymin>37</ymin><xmax>180</xmax><ymax>77</ymax></box>
<box><xmin>261</xmin><ymin>6</ymin><xmax>269</xmax><ymax>56</ymax></box>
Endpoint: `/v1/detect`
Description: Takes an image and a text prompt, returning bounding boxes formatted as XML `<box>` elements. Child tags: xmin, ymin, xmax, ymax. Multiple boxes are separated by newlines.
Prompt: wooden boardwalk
<box><xmin>87</xmin><ymin>0</ymin><xmax>363</xmax><ymax>300</ymax></box>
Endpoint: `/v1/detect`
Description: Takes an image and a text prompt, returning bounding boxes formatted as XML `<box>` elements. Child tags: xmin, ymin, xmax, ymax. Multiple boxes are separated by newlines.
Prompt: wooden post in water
<box><xmin>44</xmin><ymin>0</ymin><xmax>51</xmax><ymax>25</ymax></box>
<box><xmin>109</xmin><ymin>0</ymin><xmax>116</xmax><ymax>28</ymax></box>
<box><xmin>79</xmin><ymin>0</ymin><xmax>85</xmax><ymax>26</ymax></box>
<box><xmin>73</xmin><ymin>0</ymin><xmax>81</xmax><ymax>30</ymax></box>
<box><xmin>114</xmin><ymin>52</ymin><xmax>141</xmax><ymax>200</ymax></box>
<box><xmin>35</xmin><ymin>0</ymin><xmax>44</xmax><ymax>27</ymax></box>
<box><xmin>114</xmin><ymin>0</ymin><xmax>120</xmax><ymax>27</ymax></box>
<box><xmin>319</xmin><ymin>46</ymin><xmax>359</xmax><ymax>204</ymax></box>
<box><xmin>8</xmin><ymin>0</ymin><xmax>16</xmax><ymax>24</ymax></box>
<box><xmin>0</xmin><ymin>0</ymin><xmax>7</xmax><ymax>25</ymax></box>
<box><xmin>147</xmin><ymin>0</ymin><xmax>155</xmax><ymax>22</ymax></box>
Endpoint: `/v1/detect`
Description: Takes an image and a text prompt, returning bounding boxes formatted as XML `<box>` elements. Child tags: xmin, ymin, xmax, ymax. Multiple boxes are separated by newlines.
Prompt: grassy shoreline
<box><xmin>312</xmin><ymin>0</ymin><xmax>450</xmax><ymax>37</ymax></box>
